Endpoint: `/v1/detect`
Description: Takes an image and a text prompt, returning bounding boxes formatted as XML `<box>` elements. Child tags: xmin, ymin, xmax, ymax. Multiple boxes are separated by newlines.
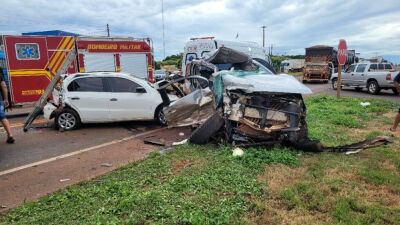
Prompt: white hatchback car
<box><xmin>43</xmin><ymin>72</ymin><xmax>166</xmax><ymax>130</ymax></box>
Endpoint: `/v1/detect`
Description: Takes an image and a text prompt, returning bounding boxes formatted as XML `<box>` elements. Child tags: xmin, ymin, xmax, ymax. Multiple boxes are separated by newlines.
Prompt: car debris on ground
<box><xmin>157</xmin><ymin>47</ymin><xmax>393</xmax><ymax>154</ymax></box>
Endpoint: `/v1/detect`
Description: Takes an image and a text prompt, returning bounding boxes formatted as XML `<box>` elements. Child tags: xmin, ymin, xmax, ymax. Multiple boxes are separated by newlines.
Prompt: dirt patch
<box><xmin>170</xmin><ymin>158</ymin><xmax>203</xmax><ymax>176</ymax></box>
<box><xmin>247</xmin><ymin>198</ymin><xmax>332</xmax><ymax>225</ymax></box>
<box><xmin>258</xmin><ymin>164</ymin><xmax>307</xmax><ymax>194</ymax></box>
<box><xmin>358</xmin><ymin>183</ymin><xmax>400</xmax><ymax>209</ymax></box>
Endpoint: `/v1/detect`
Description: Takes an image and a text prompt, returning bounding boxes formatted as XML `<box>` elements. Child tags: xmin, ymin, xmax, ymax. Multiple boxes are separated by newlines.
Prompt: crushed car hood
<box><xmin>219</xmin><ymin>71</ymin><xmax>312</xmax><ymax>94</ymax></box>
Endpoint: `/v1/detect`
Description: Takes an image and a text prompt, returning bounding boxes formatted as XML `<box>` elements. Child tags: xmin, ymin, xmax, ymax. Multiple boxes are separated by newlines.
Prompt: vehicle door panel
<box><xmin>107</xmin><ymin>77</ymin><xmax>156</xmax><ymax>121</ymax></box>
<box><xmin>352</xmin><ymin>64</ymin><xmax>367</xmax><ymax>86</ymax></box>
<box><xmin>65</xmin><ymin>77</ymin><xmax>109</xmax><ymax>122</ymax></box>
<box><xmin>342</xmin><ymin>64</ymin><xmax>356</xmax><ymax>85</ymax></box>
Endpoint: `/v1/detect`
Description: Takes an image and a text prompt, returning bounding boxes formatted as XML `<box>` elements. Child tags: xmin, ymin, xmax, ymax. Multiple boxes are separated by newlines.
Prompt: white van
<box><xmin>182</xmin><ymin>37</ymin><xmax>274</xmax><ymax>75</ymax></box>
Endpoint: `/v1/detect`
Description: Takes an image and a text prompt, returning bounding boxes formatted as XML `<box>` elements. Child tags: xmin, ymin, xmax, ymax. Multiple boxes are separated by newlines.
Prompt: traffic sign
<box><xmin>337</xmin><ymin>39</ymin><xmax>347</xmax><ymax>65</ymax></box>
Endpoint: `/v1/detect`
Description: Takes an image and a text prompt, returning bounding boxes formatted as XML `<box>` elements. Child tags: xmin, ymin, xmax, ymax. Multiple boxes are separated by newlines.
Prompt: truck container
<box><xmin>280</xmin><ymin>59</ymin><xmax>305</xmax><ymax>73</ymax></box>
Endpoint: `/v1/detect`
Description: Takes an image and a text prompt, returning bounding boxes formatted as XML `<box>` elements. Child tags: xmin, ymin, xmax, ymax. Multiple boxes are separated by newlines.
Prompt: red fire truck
<box><xmin>0</xmin><ymin>35</ymin><xmax>154</xmax><ymax>104</ymax></box>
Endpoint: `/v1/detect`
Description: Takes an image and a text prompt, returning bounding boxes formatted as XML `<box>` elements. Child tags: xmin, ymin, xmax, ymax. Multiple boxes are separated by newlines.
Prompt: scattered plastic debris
<box><xmin>101</xmin><ymin>163</ymin><xmax>113</xmax><ymax>167</ymax></box>
<box><xmin>179</xmin><ymin>132</ymin><xmax>185</xmax><ymax>136</ymax></box>
<box><xmin>360</xmin><ymin>102</ymin><xmax>371</xmax><ymax>107</ymax></box>
<box><xmin>172</xmin><ymin>139</ymin><xmax>188</xmax><ymax>146</ymax></box>
<box><xmin>59</xmin><ymin>178</ymin><xmax>70</xmax><ymax>182</ymax></box>
<box><xmin>232</xmin><ymin>147</ymin><xmax>244</xmax><ymax>157</ymax></box>
<box><xmin>144</xmin><ymin>138</ymin><xmax>166</xmax><ymax>146</ymax></box>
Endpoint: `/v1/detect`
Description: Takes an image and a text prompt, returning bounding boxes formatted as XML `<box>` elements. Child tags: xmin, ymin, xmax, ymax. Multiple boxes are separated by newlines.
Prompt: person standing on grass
<box><xmin>0</xmin><ymin>67</ymin><xmax>15</xmax><ymax>143</ymax></box>
<box><xmin>390</xmin><ymin>72</ymin><xmax>400</xmax><ymax>132</ymax></box>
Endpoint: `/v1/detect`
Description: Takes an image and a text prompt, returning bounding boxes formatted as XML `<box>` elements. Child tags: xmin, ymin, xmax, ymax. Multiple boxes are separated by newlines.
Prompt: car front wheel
<box><xmin>332</xmin><ymin>78</ymin><xmax>338</xmax><ymax>90</ymax></box>
<box><xmin>55</xmin><ymin>108</ymin><xmax>80</xmax><ymax>131</ymax></box>
<box><xmin>155</xmin><ymin>106</ymin><xmax>167</xmax><ymax>126</ymax></box>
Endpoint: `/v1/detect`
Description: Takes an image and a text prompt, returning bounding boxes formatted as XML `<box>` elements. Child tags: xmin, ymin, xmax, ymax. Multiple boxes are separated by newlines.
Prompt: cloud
<box><xmin>0</xmin><ymin>0</ymin><xmax>399</xmax><ymax>61</ymax></box>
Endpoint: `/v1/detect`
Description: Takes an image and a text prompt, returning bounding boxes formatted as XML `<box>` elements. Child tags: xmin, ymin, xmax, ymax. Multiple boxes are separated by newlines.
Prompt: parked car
<box><xmin>43</xmin><ymin>72</ymin><xmax>167</xmax><ymax>130</ymax></box>
<box><xmin>154</xmin><ymin>70</ymin><xmax>168</xmax><ymax>81</ymax></box>
<box><xmin>331</xmin><ymin>62</ymin><xmax>399</xmax><ymax>95</ymax></box>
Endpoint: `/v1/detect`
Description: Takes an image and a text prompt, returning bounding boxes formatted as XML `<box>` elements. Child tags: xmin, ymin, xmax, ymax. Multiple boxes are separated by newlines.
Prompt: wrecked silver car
<box><xmin>157</xmin><ymin>47</ymin><xmax>392</xmax><ymax>152</ymax></box>
<box><xmin>158</xmin><ymin>47</ymin><xmax>312</xmax><ymax>147</ymax></box>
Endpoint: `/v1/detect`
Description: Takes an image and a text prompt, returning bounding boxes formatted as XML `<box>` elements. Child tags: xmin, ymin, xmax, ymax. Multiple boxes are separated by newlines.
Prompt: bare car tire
<box><xmin>367</xmin><ymin>80</ymin><xmax>380</xmax><ymax>95</ymax></box>
<box><xmin>55</xmin><ymin>108</ymin><xmax>80</xmax><ymax>131</ymax></box>
<box><xmin>189</xmin><ymin>112</ymin><xmax>224</xmax><ymax>144</ymax></box>
<box><xmin>331</xmin><ymin>78</ymin><xmax>338</xmax><ymax>90</ymax></box>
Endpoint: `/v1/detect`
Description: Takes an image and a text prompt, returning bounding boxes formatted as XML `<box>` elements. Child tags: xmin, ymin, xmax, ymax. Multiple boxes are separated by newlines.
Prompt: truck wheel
<box><xmin>189</xmin><ymin>112</ymin><xmax>224</xmax><ymax>144</ymax></box>
<box><xmin>332</xmin><ymin>78</ymin><xmax>338</xmax><ymax>90</ymax></box>
<box><xmin>392</xmin><ymin>88</ymin><xmax>399</xmax><ymax>95</ymax></box>
<box><xmin>367</xmin><ymin>80</ymin><xmax>380</xmax><ymax>95</ymax></box>
<box><xmin>55</xmin><ymin>108</ymin><xmax>80</xmax><ymax>131</ymax></box>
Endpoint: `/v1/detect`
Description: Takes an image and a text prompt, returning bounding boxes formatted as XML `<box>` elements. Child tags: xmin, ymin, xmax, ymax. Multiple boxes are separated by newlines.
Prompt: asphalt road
<box><xmin>0</xmin><ymin>117</ymin><xmax>161</xmax><ymax>171</ymax></box>
<box><xmin>304</xmin><ymin>81</ymin><xmax>399</xmax><ymax>101</ymax></box>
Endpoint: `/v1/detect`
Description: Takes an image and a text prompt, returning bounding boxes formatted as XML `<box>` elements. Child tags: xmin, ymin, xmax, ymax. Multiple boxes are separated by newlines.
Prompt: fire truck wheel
<box><xmin>331</xmin><ymin>78</ymin><xmax>338</xmax><ymax>90</ymax></box>
<box><xmin>55</xmin><ymin>108</ymin><xmax>81</xmax><ymax>131</ymax></box>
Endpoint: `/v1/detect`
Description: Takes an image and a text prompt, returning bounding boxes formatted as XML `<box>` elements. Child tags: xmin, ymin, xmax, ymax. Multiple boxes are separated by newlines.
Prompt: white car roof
<box><xmin>62</xmin><ymin>72</ymin><xmax>150</xmax><ymax>86</ymax></box>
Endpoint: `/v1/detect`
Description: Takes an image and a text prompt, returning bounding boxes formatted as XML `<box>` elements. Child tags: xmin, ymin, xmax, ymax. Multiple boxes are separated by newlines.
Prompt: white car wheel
<box><xmin>56</xmin><ymin>109</ymin><xmax>80</xmax><ymax>130</ymax></box>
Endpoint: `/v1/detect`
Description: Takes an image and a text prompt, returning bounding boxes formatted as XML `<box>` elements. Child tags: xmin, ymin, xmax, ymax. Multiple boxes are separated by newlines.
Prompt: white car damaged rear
<box><xmin>44</xmin><ymin>72</ymin><xmax>167</xmax><ymax>130</ymax></box>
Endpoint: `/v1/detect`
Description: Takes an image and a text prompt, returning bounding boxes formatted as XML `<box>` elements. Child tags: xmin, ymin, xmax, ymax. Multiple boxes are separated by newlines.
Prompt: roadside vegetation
<box><xmin>1</xmin><ymin>95</ymin><xmax>399</xmax><ymax>225</ymax></box>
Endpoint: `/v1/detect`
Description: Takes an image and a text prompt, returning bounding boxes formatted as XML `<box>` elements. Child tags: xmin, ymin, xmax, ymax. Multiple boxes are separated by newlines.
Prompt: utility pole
<box><xmin>161</xmin><ymin>0</ymin><xmax>166</xmax><ymax>59</ymax></box>
<box><xmin>261</xmin><ymin>25</ymin><xmax>266</xmax><ymax>47</ymax></box>
<box><xmin>106</xmin><ymin>24</ymin><xmax>110</xmax><ymax>37</ymax></box>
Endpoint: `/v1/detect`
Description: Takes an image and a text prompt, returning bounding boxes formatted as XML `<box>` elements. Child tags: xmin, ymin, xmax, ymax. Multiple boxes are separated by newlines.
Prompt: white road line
<box><xmin>0</xmin><ymin>127</ymin><xmax>167</xmax><ymax>177</ymax></box>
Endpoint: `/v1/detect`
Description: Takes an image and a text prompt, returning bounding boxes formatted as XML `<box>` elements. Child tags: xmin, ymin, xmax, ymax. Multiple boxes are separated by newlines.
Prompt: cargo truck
<box><xmin>303</xmin><ymin>45</ymin><xmax>356</xmax><ymax>83</ymax></box>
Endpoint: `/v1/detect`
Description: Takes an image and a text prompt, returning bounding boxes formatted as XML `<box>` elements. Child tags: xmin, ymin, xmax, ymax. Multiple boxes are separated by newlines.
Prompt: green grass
<box><xmin>1</xmin><ymin>146</ymin><xmax>298</xmax><ymax>225</ymax></box>
<box><xmin>1</xmin><ymin>95</ymin><xmax>400</xmax><ymax>225</ymax></box>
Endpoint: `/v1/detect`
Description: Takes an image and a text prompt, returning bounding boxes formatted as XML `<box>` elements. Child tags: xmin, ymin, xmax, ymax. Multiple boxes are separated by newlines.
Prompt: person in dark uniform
<box><xmin>0</xmin><ymin>67</ymin><xmax>15</xmax><ymax>143</ymax></box>
<box><xmin>390</xmin><ymin>72</ymin><xmax>400</xmax><ymax>132</ymax></box>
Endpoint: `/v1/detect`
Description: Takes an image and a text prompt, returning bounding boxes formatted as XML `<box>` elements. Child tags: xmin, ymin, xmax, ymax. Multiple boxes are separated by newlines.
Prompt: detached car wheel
<box><xmin>55</xmin><ymin>108</ymin><xmax>80</xmax><ymax>131</ymax></box>
<box><xmin>367</xmin><ymin>80</ymin><xmax>380</xmax><ymax>95</ymax></box>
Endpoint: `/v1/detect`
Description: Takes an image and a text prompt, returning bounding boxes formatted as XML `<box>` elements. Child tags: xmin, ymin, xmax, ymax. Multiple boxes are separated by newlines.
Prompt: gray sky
<box><xmin>1</xmin><ymin>0</ymin><xmax>399</xmax><ymax>62</ymax></box>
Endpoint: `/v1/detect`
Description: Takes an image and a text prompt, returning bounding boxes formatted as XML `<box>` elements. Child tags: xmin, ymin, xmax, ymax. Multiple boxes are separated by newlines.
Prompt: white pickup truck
<box><xmin>331</xmin><ymin>62</ymin><xmax>399</xmax><ymax>95</ymax></box>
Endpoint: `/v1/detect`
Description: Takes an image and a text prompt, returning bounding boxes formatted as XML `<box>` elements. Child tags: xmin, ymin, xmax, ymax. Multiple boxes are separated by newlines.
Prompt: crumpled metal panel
<box><xmin>163</xmin><ymin>88</ymin><xmax>215</xmax><ymax>127</ymax></box>
<box><xmin>219</xmin><ymin>71</ymin><xmax>312</xmax><ymax>94</ymax></box>
<box><xmin>206</xmin><ymin>47</ymin><xmax>250</xmax><ymax>64</ymax></box>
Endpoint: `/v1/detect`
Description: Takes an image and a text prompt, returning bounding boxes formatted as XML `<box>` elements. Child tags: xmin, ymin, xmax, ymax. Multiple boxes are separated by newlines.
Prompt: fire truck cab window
<box><xmin>68</xmin><ymin>77</ymin><xmax>104</xmax><ymax>92</ymax></box>
<box><xmin>185</xmin><ymin>53</ymin><xmax>197</xmax><ymax>64</ymax></box>
<box><xmin>15</xmin><ymin>43</ymin><xmax>40</xmax><ymax>60</ymax></box>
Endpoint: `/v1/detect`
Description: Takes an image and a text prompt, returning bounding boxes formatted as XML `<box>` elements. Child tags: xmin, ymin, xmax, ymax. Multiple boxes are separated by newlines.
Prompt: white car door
<box><xmin>65</xmin><ymin>77</ymin><xmax>110</xmax><ymax>122</ymax></box>
<box><xmin>107</xmin><ymin>77</ymin><xmax>159</xmax><ymax>121</ymax></box>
